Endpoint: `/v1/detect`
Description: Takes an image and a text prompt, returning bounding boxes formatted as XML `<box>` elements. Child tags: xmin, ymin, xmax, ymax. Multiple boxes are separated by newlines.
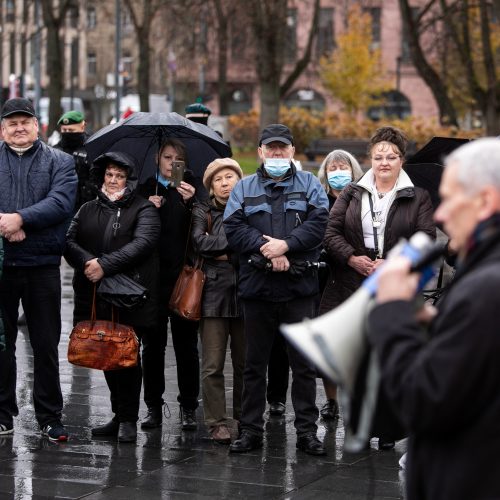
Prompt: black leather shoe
<box><xmin>378</xmin><ymin>437</ymin><xmax>395</xmax><ymax>450</ymax></box>
<box><xmin>296</xmin><ymin>433</ymin><xmax>327</xmax><ymax>456</ymax></box>
<box><xmin>320</xmin><ymin>399</ymin><xmax>339</xmax><ymax>420</ymax></box>
<box><xmin>91</xmin><ymin>419</ymin><xmax>119</xmax><ymax>437</ymax></box>
<box><xmin>229</xmin><ymin>430</ymin><xmax>263</xmax><ymax>453</ymax></box>
<box><xmin>180</xmin><ymin>407</ymin><xmax>197</xmax><ymax>431</ymax></box>
<box><xmin>269</xmin><ymin>402</ymin><xmax>286</xmax><ymax>416</ymax></box>
<box><xmin>118</xmin><ymin>422</ymin><xmax>137</xmax><ymax>443</ymax></box>
<box><xmin>141</xmin><ymin>407</ymin><xmax>162</xmax><ymax>429</ymax></box>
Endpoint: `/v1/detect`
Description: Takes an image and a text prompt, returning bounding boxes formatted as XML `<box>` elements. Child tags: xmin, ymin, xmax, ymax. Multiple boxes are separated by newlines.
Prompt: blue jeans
<box><xmin>240</xmin><ymin>297</ymin><xmax>319</xmax><ymax>436</ymax></box>
<box><xmin>0</xmin><ymin>266</ymin><xmax>63</xmax><ymax>428</ymax></box>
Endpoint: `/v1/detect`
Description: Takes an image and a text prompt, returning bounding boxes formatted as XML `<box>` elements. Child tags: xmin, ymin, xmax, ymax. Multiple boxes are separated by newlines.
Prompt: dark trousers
<box><xmin>0</xmin><ymin>266</ymin><xmax>63</xmax><ymax>428</ymax></box>
<box><xmin>142</xmin><ymin>311</ymin><xmax>200</xmax><ymax>411</ymax></box>
<box><xmin>241</xmin><ymin>297</ymin><xmax>319</xmax><ymax>436</ymax></box>
<box><xmin>104</xmin><ymin>327</ymin><xmax>148</xmax><ymax>423</ymax></box>
<box><xmin>266</xmin><ymin>333</ymin><xmax>289</xmax><ymax>404</ymax></box>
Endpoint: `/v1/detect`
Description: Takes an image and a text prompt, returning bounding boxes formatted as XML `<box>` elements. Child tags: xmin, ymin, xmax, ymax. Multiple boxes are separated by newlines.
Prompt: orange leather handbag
<box><xmin>67</xmin><ymin>286</ymin><xmax>139</xmax><ymax>371</ymax></box>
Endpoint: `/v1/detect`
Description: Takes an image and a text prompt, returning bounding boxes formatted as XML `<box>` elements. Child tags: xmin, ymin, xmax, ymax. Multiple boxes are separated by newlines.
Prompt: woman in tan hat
<box><xmin>191</xmin><ymin>158</ymin><xmax>245</xmax><ymax>444</ymax></box>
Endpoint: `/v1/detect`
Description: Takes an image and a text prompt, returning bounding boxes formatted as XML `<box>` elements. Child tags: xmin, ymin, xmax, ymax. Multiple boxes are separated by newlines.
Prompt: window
<box><xmin>286</xmin><ymin>8</ymin><xmax>297</xmax><ymax>63</ymax></box>
<box><xmin>6</xmin><ymin>0</ymin><xmax>15</xmax><ymax>23</ymax></box>
<box><xmin>67</xmin><ymin>4</ymin><xmax>79</xmax><ymax>29</ymax></box>
<box><xmin>316</xmin><ymin>8</ymin><xmax>335</xmax><ymax>59</ymax></box>
<box><xmin>363</xmin><ymin>7</ymin><xmax>381</xmax><ymax>47</ymax></box>
<box><xmin>87</xmin><ymin>6</ymin><xmax>97</xmax><ymax>29</ymax></box>
<box><xmin>401</xmin><ymin>7</ymin><xmax>419</xmax><ymax>62</ymax></box>
<box><xmin>87</xmin><ymin>51</ymin><xmax>96</xmax><ymax>76</ymax></box>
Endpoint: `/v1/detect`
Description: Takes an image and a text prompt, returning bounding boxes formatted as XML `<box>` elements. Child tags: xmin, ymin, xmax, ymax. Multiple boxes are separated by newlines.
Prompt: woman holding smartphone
<box><xmin>137</xmin><ymin>138</ymin><xmax>202</xmax><ymax>432</ymax></box>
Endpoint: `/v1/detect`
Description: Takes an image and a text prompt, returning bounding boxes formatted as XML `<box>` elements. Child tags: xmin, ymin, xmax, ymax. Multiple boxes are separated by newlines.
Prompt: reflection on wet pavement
<box><xmin>0</xmin><ymin>262</ymin><xmax>406</xmax><ymax>499</ymax></box>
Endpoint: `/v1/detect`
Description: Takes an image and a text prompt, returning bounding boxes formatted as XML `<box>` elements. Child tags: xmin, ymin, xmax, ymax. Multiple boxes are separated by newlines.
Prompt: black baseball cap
<box><xmin>259</xmin><ymin>123</ymin><xmax>294</xmax><ymax>146</ymax></box>
<box><xmin>1</xmin><ymin>98</ymin><xmax>36</xmax><ymax>119</ymax></box>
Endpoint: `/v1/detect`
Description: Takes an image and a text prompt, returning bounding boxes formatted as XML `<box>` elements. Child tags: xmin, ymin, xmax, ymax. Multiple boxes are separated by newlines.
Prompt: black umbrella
<box><xmin>405</xmin><ymin>137</ymin><xmax>470</xmax><ymax>210</ymax></box>
<box><xmin>85</xmin><ymin>112</ymin><xmax>232</xmax><ymax>184</ymax></box>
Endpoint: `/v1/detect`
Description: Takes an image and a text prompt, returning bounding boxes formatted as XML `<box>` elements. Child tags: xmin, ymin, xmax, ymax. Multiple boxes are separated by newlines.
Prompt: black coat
<box><xmin>65</xmin><ymin>188</ymin><xmax>160</xmax><ymax>328</ymax></box>
<box><xmin>191</xmin><ymin>199</ymin><xmax>240</xmax><ymax>318</ymax></box>
<box><xmin>319</xmin><ymin>182</ymin><xmax>435</xmax><ymax>314</ymax></box>
<box><xmin>368</xmin><ymin>227</ymin><xmax>500</xmax><ymax>500</ymax></box>
<box><xmin>137</xmin><ymin>172</ymin><xmax>196</xmax><ymax>295</ymax></box>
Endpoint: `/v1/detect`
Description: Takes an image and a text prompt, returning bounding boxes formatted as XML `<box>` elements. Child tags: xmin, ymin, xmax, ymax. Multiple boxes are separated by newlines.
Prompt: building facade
<box><xmin>0</xmin><ymin>0</ymin><xmax>438</xmax><ymax>130</ymax></box>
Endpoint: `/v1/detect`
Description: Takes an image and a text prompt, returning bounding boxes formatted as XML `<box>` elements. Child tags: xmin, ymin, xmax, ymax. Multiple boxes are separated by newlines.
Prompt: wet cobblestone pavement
<box><xmin>0</xmin><ymin>262</ymin><xmax>406</xmax><ymax>499</ymax></box>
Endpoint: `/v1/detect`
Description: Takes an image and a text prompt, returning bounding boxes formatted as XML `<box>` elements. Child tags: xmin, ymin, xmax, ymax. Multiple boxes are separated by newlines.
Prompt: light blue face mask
<box><xmin>263</xmin><ymin>158</ymin><xmax>291</xmax><ymax>178</ymax></box>
<box><xmin>156</xmin><ymin>173</ymin><xmax>171</xmax><ymax>188</ymax></box>
<box><xmin>327</xmin><ymin>171</ymin><xmax>352</xmax><ymax>190</ymax></box>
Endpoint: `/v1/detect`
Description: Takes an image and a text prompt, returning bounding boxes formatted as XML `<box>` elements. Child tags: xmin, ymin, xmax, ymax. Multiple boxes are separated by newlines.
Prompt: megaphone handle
<box><xmin>344</xmin><ymin>350</ymin><xmax>381</xmax><ymax>453</ymax></box>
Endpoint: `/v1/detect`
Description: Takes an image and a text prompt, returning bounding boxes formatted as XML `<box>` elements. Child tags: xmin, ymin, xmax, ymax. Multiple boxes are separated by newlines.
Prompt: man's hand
<box><xmin>260</xmin><ymin>235</ymin><xmax>289</xmax><ymax>259</ymax></box>
<box><xmin>270</xmin><ymin>255</ymin><xmax>290</xmax><ymax>272</ymax></box>
<box><xmin>6</xmin><ymin>229</ymin><xmax>26</xmax><ymax>242</ymax></box>
<box><xmin>84</xmin><ymin>258</ymin><xmax>104</xmax><ymax>283</ymax></box>
<box><xmin>376</xmin><ymin>256</ymin><xmax>419</xmax><ymax>303</ymax></box>
<box><xmin>0</xmin><ymin>213</ymin><xmax>23</xmax><ymax>239</ymax></box>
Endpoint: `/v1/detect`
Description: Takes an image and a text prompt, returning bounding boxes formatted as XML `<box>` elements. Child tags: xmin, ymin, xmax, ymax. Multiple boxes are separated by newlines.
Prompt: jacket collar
<box><xmin>357</xmin><ymin>168</ymin><xmax>414</xmax><ymax>194</ymax></box>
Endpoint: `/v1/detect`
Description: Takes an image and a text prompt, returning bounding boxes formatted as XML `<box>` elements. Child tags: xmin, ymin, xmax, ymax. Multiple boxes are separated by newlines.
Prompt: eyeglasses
<box><xmin>372</xmin><ymin>155</ymin><xmax>401</xmax><ymax>163</ymax></box>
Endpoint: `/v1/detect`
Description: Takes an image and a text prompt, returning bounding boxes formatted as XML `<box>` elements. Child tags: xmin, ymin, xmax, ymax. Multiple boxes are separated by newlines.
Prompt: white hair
<box><xmin>446</xmin><ymin>138</ymin><xmax>500</xmax><ymax>194</ymax></box>
<box><xmin>317</xmin><ymin>149</ymin><xmax>364</xmax><ymax>192</ymax></box>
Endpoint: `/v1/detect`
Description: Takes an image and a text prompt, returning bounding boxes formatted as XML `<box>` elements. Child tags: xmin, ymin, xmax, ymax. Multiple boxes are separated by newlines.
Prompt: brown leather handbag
<box><xmin>168</xmin><ymin>262</ymin><xmax>206</xmax><ymax>321</ymax></box>
<box><xmin>168</xmin><ymin>210</ymin><xmax>212</xmax><ymax>321</ymax></box>
<box><xmin>67</xmin><ymin>286</ymin><xmax>139</xmax><ymax>371</ymax></box>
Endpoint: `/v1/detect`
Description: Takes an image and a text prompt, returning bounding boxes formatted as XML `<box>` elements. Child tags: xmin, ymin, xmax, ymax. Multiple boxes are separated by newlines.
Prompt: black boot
<box><xmin>141</xmin><ymin>407</ymin><xmax>162</xmax><ymax>429</ymax></box>
<box><xmin>91</xmin><ymin>419</ymin><xmax>119</xmax><ymax>437</ymax></box>
<box><xmin>118</xmin><ymin>422</ymin><xmax>137</xmax><ymax>443</ymax></box>
<box><xmin>229</xmin><ymin>430</ymin><xmax>263</xmax><ymax>453</ymax></box>
<box><xmin>180</xmin><ymin>407</ymin><xmax>197</xmax><ymax>431</ymax></box>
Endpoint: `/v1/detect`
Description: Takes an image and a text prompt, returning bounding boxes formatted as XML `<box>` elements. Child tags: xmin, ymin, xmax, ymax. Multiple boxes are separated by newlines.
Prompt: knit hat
<box><xmin>203</xmin><ymin>158</ymin><xmax>243</xmax><ymax>191</ymax></box>
<box><xmin>57</xmin><ymin>110</ymin><xmax>85</xmax><ymax>126</ymax></box>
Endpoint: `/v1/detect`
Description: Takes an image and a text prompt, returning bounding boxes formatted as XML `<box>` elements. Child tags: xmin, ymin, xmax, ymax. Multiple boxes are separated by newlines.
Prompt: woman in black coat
<box><xmin>137</xmin><ymin>138</ymin><xmax>205</xmax><ymax>431</ymax></box>
<box><xmin>191</xmin><ymin>158</ymin><xmax>244</xmax><ymax>444</ymax></box>
<box><xmin>65</xmin><ymin>151</ymin><xmax>160</xmax><ymax>443</ymax></box>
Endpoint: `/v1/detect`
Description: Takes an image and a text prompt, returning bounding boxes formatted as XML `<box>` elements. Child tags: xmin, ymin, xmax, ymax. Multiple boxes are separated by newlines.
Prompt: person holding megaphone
<box><xmin>320</xmin><ymin>126</ymin><xmax>436</xmax><ymax>449</ymax></box>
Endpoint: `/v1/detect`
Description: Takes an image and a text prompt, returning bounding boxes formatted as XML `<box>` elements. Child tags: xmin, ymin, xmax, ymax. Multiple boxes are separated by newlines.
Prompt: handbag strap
<box><xmin>184</xmin><ymin>207</ymin><xmax>214</xmax><ymax>270</ymax></box>
<box><xmin>91</xmin><ymin>283</ymin><xmax>115</xmax><ymax>330</ymax></box>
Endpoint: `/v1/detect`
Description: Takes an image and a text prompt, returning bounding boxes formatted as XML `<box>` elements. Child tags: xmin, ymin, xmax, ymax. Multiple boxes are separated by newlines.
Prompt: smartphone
<box><xmin>171</xmin><ymin>160</ymin><xmax>185</xmax><ymax>188</ymax></box>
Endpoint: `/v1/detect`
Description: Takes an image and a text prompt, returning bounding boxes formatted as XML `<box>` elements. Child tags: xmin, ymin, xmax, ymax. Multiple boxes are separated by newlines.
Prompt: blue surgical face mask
<box><xmin>327</xmin><ymin>171</ymin><xmax>352</xmax><ymax>190</ymax></box>
<box><xmin>263</xmin><ymin>158</ymin><xmax>291</xmax><ymax>178</ymax></box>
<box><xmin>156</xmin><ymin>173</ymin><xmax>171</xmax><ymax>188</ymax></box>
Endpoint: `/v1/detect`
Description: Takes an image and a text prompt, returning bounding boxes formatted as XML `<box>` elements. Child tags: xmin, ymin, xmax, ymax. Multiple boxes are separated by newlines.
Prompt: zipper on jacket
<box><xmin>112</xmin><ymin>208</ymin><xmax>121</xmax><ymax>236</ymax></box>
<box><xmin>295</xmin><ymin>212</ymin><xmax>302</xmax><ymax>227</ymax></box>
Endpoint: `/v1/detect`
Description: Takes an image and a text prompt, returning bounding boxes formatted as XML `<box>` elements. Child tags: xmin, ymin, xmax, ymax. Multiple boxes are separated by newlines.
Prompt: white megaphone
<box><xmin>281</xmin><ymin>232</ymin><xmax>443</xmax><ymax>451</ymax></box>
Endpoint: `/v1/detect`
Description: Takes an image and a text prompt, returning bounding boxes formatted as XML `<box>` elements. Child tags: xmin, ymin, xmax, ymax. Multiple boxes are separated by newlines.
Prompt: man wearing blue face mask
<box><xmin>224</xmin><ymin>123</ymin><xmax>329</xmax><ymax>455</ymax></box>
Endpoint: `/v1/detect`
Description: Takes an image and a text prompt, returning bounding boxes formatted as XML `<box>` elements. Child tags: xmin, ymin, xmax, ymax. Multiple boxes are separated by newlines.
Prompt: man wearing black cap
<box><xmin>224</xmin><ymin>123</ymin><xmax>329</xmax><ymax>455</ymax></box>
<box><xmin>0</xmin><ymin>98</ymin><xmax>77</xmax><ymax>441</ymax></box>
<box><xmin>55</xmin><ymin>110</ymin><xmax>92</xmax><ymax>210</ymax></box>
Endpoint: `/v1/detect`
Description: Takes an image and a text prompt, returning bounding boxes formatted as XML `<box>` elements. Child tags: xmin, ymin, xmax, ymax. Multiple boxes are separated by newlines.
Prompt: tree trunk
<box><xmin>260</xmin><ymin>78</ymin><xmax>281</xmax><ymax>128</ymax></box>
<box><xmin>399</xmin><ymin>0</ymin><xmax>459</xmax><ymax>126</ymax></box>
<box><xmin>137</xmin><ymin>27</ymin><xmax>150</xmax><ymax>112</ymax></box>
<box><xmin>215</xmin><ymin>2</ymin><xmax>229</xmax><ymax>115</ymax></box>
<box><xmin>40</xmin><ymin>0</ymin><xmax>68</xmax><ymax>136</ymax></box>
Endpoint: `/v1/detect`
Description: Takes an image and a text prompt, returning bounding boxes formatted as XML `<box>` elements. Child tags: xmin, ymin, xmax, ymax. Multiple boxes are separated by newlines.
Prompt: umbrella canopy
<box><xmin>404</xmin><ymin>137</ymin><xmax>470</xmax><ymax>210</ymax></box>
<box><xmin>85</xmin><ymin>112</ymin><xmax>232</xmax><ymax>185</ymax></box>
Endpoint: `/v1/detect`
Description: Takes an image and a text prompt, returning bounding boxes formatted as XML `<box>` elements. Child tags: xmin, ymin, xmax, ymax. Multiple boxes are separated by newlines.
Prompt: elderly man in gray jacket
<box><xmin>0</xmin><ymin>98</ymin><xmax>77</xmax><ymax>441</ymax></box>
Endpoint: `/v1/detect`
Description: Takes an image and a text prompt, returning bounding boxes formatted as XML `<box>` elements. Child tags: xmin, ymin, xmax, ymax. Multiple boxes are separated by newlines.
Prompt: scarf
<box><xmin>101</xmin><ymin>184</ymin><xmax>127</xmax><ymax>202</ymax></box>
